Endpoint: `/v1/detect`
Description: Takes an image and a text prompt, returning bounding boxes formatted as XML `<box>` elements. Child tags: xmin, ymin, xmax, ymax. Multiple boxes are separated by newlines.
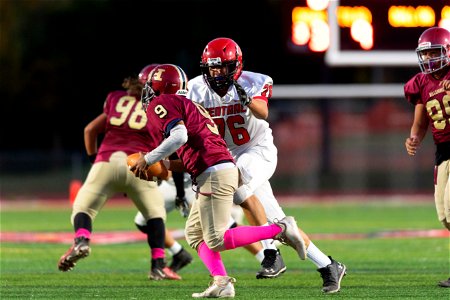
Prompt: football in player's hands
<box><xmin>127</xmin><ymin>152</ymin><xmax>169</xmax><ymax>181</ymax></box>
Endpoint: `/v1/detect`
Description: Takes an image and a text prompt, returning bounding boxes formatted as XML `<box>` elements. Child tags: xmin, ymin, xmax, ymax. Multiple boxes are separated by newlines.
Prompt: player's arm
<box><xmin>84</xmin><ymin>113</ymin><xmax>107</xmax><ymax>163</ymax></box>
<box><xmin>247</xmin><ymin>96</ymin><xmax>269</xmax><ymax>120</ymax></box>
<box><xmin>234</xmin><ymin>80</ymin><xmax>269</xmax><ymax>120</ymax></box>
<box><xmin>144</xmin><ymin>122</ymin><xmax>187</xmax><ymax>164</ymax></box>
<box><xmin>405</xmin><ymin>103</ymin><xmax>429</xmax><ymax>156</ymax></box>
<box><xmin>132</xmin><ymin>121</ymin><xmax>187</xmax><ymax>177</ymax></box>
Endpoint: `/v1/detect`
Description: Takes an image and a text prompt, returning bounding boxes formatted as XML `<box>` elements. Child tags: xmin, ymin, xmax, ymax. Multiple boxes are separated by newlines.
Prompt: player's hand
<box><xmin>175</xmin><ymin>196</ymin><xmax>190</xmax><ymax>218</ymax></box>
<box><xmin>405</xmin><ymin>135</ymin><xmax>419</xmax><ymax>156</ymax></box>
<box><xmin>130</xmin><ymin>152</ymin><xmax>151</xmax><ymax>181</ymax></box>
<box><xmin>234</xmin><ymin>80</ymin><xmax>252</xmax><ymax>106</ymax></box>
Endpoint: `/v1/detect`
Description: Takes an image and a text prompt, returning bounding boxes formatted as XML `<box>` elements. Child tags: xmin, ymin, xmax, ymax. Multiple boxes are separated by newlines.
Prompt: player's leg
<box><xmin>254</xmin><ymin>181</ymin><xmax>347</xmax><ymax>292</ymax></box>
<box><xmin>434</xmin><ymin>161</ymin><xmax>450</xmax><ymax>287</ymax></box>
<box><xmin>239</xmin><ymin>143</ymin><xmax>346</xmax><ymax>292</ymax></box>
<box><xmin>188</xmin><ymin>167</ymin><xmax>305</xmax><ymax>296</ymax></box>
<box><xmin>238</xmin><ymin>194</ymin><xmax>286</xmax><ymax>278</ymax></box>
<box><xmin>165</xmin><ymin>228</ymin><xmax>193</xmax><ymax>272</ymax></box>
<box><xmin>193</xmin><ymin>168</ymin><xmax>303</xmax><ymax>256</ymax></box>
<box><xmin>187</xmin><ymin>167</ymin><xmax>238</xmax><ymax>298</ymax></box>
<box><xmin>134</xmin><ymin>211</ymin><xmax>192</xmax><ymax>274</ymax></box>
<box><xmin>235</xmin><ymin>150</ymin><xmax>288</xmax><ymax>278</ymax></box>
<box><xmin>160</xmin><ymin>177</ymin><xmax>194</xmax><ymax>272</ymax></box>
<box><xmin>128</xmin><ymin>174</ymin><xmax>179</xmax><ymax>280</ymax></box>
<box><xmin>228</xmin><ymin>209</ymin><xmax>265</xmax><ymax>263</ymax></box>
<box><xmin>58</xmin><ymin>161</ymin><xmax>113</xmax><ymax>271</ymax></box>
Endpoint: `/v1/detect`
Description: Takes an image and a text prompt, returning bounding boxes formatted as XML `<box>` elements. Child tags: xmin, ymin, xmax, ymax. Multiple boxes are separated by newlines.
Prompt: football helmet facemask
<box><xmin>416</xmin><ymin>27</ymin><xmax>450</xmax><ymax>74</ymax></box>
<box><xmin>141</xmin><ymin>64</ymin><xmax>188</xmax><ymax>112</ymax></box>
<box><xmin>200</xmin><ymin>37</ymin><xmax>243</xmax><ymax>95</ymax></box>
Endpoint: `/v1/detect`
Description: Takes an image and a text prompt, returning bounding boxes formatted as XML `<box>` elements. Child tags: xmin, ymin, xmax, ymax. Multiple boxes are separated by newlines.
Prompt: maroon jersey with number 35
<box><xmin>145</xmin><ymin>94</ymin><xmax>234</xmax><ymax>179</ymax></box>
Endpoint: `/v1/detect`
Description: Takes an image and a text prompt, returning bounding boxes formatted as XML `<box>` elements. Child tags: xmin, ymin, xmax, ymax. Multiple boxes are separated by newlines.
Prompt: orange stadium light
<box><xmin>388</xmin><ymin>6</ymin><xmax>435</xmax><ymax>27</ymax></box>
<box><xmin>309</xmin><ymin>19</ymin><xmax>330</xmax><ymax>52</ymax></box>
<box><xmin>440</xmin><ymin>6</ymin><xmax>450</xmax><ymax>31</ymax></box>
<box><xmin>350</xmin><ymin>19</ymin><xmax>373</xmax><ymax>50</ymax></box>
<box><xmin>337</xmin><ymin>6</ymin><xmax>372</xmax><ymax>28</ymax></box>
<box><xmin>292</xmin><ymin>21</ymin><xmax>310</xmax><ymax>45</ymax></box>
<box><xmin>291</xmin><ymin>6</ymin><xmax>329</xmax><ymax>52</ymax></box>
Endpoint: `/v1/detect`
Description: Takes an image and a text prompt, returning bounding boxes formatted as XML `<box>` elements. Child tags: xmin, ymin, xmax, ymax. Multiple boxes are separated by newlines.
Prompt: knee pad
<box><xmin>134</xmin><ymin>212</ymin><xmax>148</xmax><ymax>234</ymax></box>
<box><xmin>233</xmin><ymin>185</ymin><xmax>252</xmax><ymax>205</ymax></box>
<box><xmin>134</xmin><ymin>212</ymin><xmax>147</xmax><ymax>227</ymax></box>
<box><xmin>205</xmin><ymin>237</ymin><xmax>226</xmax><ymax>252</ymax></box>
<box><xmin>185</xmin><ymin>225</ymin><xmax>202</xmax><ymax>250</ymax></box>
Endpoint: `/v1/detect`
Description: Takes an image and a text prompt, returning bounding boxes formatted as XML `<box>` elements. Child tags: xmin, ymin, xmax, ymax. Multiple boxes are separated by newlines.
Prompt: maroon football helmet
<box><xmin>416</xmin><ymin>27</ymin><xmax>450</xmax><ymax>74</ymax></box>
<box><xmin>141</xmin><ymin>64</ymin><xmax>188</xmax><ymax>111</ymax></box>
<box><xmin>138</xmin><ymin>64</ymin><xmax>160</xmax><ymax>85</ymax></box>
<box><xmin>200</xmin><ymin>38</ymin><xmax>243</xmax><ymax>95</ymax></box>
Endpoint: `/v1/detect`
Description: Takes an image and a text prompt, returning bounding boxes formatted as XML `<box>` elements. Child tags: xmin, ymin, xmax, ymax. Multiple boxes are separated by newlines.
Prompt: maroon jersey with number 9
<box><xmin>146</xmin><ymin>94</ymin><xmax>234</xmax><ymax>179</ymax></box>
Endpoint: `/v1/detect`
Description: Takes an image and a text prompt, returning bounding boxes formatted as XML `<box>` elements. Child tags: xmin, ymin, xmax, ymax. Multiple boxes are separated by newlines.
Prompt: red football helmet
<box><xmin>416</xmin><ymin>27</ymin><xmax>450</xmax><ymax>74</ymax></box>
<box><xmin>138</xmin><ymin>64</ymin><xmax>160</xmax><ymax>84</ymax></box>
<box><xmin>200</xmin><ymin>37</ymin><xmax>243</xmax><ymax>94</ymax></box>
<box><xmin>141</xmin><ymin>64</ymin><xmax>188</xmax><ymax>111</ymax></box>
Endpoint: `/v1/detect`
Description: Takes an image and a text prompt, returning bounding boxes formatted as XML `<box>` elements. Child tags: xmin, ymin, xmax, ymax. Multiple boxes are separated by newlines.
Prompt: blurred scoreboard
<box><xmin>289</xmin><ymin>0</ymin><xmax>450</xmax><ymax>66</ymax></box>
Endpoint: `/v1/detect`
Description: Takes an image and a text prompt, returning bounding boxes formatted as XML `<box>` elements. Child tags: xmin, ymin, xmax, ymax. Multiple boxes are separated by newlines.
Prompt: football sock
<box><xmin>255</xmin><ymin>249</ymin><xmax>265</xmax><ymax>263</ymax></box>
<box><xmin>146</xmin><ymin>218</ymin><xmax>165</xmax><ymax>250</ymax></box>
<box><xmin>168</xmin><ymin>242</ymin><xmax>183</xmax><ymax>256</ymax></box>
<box><xmin>306</xmin><ymin>241</ymin><xmax>332</xmax><ymax>268</ymax></box>
<box><xmin>74</xmin><ymin>212</ymin><xmax>92</xmax><ymax>232</ymax></box>
<box><xmin>197</xmin><ymin>242</ymin><xmax>227</xmax><ymax>276</ymax></box>
<box><xmin>259</xmin><ymin>222</ymin><xmax>278</xmax><ymax>250</ymax></box>
<box><xmin>223</xmin><ymin>224</ymin><xmax>282</xmax><ymax>250</ymax></box>
<box><xmin>261</xmin><ymin>239</ymin><xmax>277</xmax><ymax>250</ymax></box>
<box><xmin>75</xmin><ymin>228</ymin><xmax>91</xmax><ymax>239</ymax></box>
<box><xmin>151</xmin><ymin>248</ymin><xmax>165</xmax><ymax>260</ymax></box>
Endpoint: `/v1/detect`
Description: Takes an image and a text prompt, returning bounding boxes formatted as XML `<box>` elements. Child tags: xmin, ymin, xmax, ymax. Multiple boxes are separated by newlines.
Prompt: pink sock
<box><xmin>223</xmin><ymin>224</ymin><xmax>282</xmax><ymax>250</ymax></box>
<box><xmin>197</xmin><ymin>242</ymin><xmax>227</xmax><ymax>276</ymax></box>
<box><xmin>75</xmin><ymin>228</ymin><xmax>91</xmax><ymax>239</ymax></box>
<box><xmin>151</xmin><ymin>248</ymin><xmax>165</xmax><ymax>259</ymax></box>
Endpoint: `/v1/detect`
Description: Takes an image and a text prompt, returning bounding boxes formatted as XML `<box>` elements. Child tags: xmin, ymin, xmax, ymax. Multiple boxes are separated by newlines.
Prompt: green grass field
<box><xmin>1</xmin><ymin>199</ymin><xmax>449</xmax><ymax>299</ymax></box>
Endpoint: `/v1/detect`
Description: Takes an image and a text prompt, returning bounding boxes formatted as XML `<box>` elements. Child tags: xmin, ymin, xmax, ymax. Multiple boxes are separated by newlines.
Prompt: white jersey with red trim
<box><xmin>187</xmin><ymin>71</ymin><xmax>274</xmax><ymax>158</ymax></box>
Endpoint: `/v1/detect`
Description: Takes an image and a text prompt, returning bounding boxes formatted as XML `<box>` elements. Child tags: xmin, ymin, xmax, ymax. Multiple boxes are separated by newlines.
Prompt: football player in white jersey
<box><xmin>187</xmin><ymin>37</ymin><xmax>347</xmax><ymax>293</ymax></box>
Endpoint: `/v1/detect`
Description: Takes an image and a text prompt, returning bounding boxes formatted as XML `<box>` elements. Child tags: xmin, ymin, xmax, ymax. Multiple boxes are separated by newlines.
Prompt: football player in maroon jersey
<box><xmin>404</xmin><ymin>26</ymin><xmax>450</xmax><ymax>288</ymax></box>
<box><xmin>57</xmin><ymin>65</ymin><xmax>180</xmax><ymax>281</ymax></box>
<box><xmin>131</xmin><ymin>64</ymin><xmax>306</xmax><ymax>298</ymax></box>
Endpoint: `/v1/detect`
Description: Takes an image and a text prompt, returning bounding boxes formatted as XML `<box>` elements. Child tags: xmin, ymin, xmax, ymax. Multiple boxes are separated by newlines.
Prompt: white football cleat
<box><xmin>274</xmin><ymin>216</ymin><xmax>307</xmax><ymax>260</ymax></box>
<box><xmin>192</xmin><ymin>276</ymin><xmax>236</xmax><ymax>298</ymax></box>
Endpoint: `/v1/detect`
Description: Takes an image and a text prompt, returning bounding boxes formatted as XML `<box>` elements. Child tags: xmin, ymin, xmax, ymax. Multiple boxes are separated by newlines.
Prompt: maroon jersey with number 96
<box><xmin>96</xmin><ymin>90</ymin><xmax>155</xmax><ymax>162</ymax></box>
